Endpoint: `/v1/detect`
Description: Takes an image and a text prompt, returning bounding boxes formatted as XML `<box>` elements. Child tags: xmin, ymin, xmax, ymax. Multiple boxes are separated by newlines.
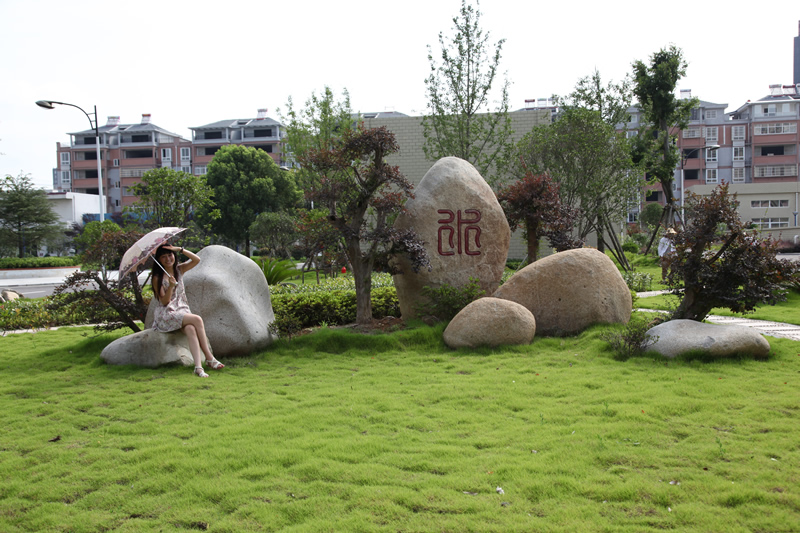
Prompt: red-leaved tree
<box><xmin>668</xmin><ymin>184</ymin><xmax>797</xmax><ymax>321</ymax></box>
<box><xmin>497</xmin><ymin>169</ymin><xmax>583</xmax><ymax>262</ymax></box>
<box><xmin>302</xmin><ymin>125</ymin><xmax>430</xmax><ymax>324</ymax></box>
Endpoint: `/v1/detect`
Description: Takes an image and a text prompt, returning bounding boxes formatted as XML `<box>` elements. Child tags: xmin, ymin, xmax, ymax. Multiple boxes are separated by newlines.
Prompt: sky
<box><xmin>1</xmin><ymin>0</ymin><xmax>798</xmax><ymax>190</ymax></box>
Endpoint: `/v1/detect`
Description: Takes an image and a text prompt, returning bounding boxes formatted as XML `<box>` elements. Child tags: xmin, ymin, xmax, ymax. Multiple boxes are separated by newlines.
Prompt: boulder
<box><xmin>493</xmin><ymin>248</ymin><xmax>631</xmax><ymax>336</ymax></box>
<box><xmin>1</xmin><ymin>289</ymin><xmax>22</xmax><ymax>302</ymax></box>
<box><xmin>443</xmin><ymin>297</ymin><xmax>535</xmax><ymax>349</ymax></box>
<box><xmin>146</xmin><ymin>245</ymin><xmax>276</xmax><ymax>357</ymax></box>
<box><xmin>644</xmin><ymin>319</ymin><xmax>771</xmax><ymax>358</ymax></box>
<box><xmin>100</xmin><ymin>329</ymin><xmax>195</xmax><ymax>368</ymax></box>
<box><xmin>392</xmin><ymin>157</ymin><xmax>510</xmax><ymax>320</ymax></box>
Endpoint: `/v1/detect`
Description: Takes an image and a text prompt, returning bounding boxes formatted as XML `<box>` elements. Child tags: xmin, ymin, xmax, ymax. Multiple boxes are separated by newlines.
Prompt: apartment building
<box><xmin>189</xmin><ymin>108</ymin><xmax>285</xmax><ymax>176</ymax></box>
<box><xmin>51</xmin><ymin>109</ymin><xmax>287</xmax><ymax>216</ymax></box>
<box><xmin>52</xmin><ymin>114</ymin><xmax>192</xmax><ymax>215</ymax></box>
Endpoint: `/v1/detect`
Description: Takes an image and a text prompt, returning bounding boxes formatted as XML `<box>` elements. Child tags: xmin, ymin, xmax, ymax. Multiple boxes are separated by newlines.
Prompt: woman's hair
<box><xmin>152</xmin><ymin>245</ymin><xmax>181</xmax><ymax>286</ymax></box>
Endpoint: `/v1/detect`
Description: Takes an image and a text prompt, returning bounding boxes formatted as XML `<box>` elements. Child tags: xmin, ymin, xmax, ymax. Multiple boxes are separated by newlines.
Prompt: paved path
<box><xmin>637</xmin><ymin>289</ymin><xmax>800</xmax><ymax>342</ymax></box>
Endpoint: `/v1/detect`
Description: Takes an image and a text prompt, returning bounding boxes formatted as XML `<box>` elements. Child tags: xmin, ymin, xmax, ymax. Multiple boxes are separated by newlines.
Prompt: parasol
<box><xmin>119</xmin><ymin>227</ymin><xmax>187</xmax><ymax>280</ymax></box>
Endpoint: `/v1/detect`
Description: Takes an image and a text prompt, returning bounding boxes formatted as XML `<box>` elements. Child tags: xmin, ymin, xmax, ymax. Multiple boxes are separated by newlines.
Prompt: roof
<box><xmin>69</xmin><ymin>122</ymin><xmax>188</xmax><ymax>140</ymax></box>
<box><xmin>190</xmin><ymin>117</ymin><xmax>282</xmax><ymax>130</ymax></box>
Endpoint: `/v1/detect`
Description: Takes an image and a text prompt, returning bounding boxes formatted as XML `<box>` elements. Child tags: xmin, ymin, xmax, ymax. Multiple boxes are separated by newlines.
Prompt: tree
<box><xmin>667</xmin><ymin>185</ymin><xmax>797</xmax><ymax>322</ymax></box>
<box><xmin>128</xmin><ymin>168</ymin><xmax>215</xmax><ymax>230</ymax></box>
<box><xmin>201</xmin><ymin>145</ymin><xmax>302</xmax><ymax>256</ymax></box>
<box><xmin>0</xmin><ymin>173</ymin><xmax>63</xmax><ymax>258</ymax></box>
<box><xmin>303</xmin><ymin>125</ymin><xmax>430</xmax><ymax>325</ymax></box>
<box><xmin>73</xmin><ymin>219</ymin><xmax>121</xmax><ymax>258</ymax></box>
<box><xmin>555</xmin><ymin>69</ymin><xmax>633</xmax><ymax>127</ymax></box>
<box><xmin>249</xmin><ymin>210</ymin><xmax>300</xmax><ymax>259</ymax></box>
<box><xmin>632</xmin><ymin>45</ymin><xmax>697</xmax><ymax>233</ymax></box>
<box><xmin>422</xmin><ymin>0</ymin><xmax>513</xmax><ymax>185</ymax></box>
<box><xmin>497</xmin><ymin>169</ymin><xmax>582</xmax><ymax>262</ymax></box>
<box><xmin>280</xmin><ymin>87</ymin><xmax>355</xmax><ymax>190</ymax></box>
<box><xmin>517</xmin><ymin>107</ymin><xmax>641</xmax><ymax>269</ymax></box>
<box><xmin>52</xmin><ymin>229</ymin><xmax>148</xmax><ymax>333</ymax></box>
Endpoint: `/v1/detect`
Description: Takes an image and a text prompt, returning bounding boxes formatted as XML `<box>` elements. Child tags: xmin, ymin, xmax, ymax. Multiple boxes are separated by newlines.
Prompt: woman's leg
<box><xmin>182</xmin><ymin>313</ymin><xmax>215</xmax><ymax>362</ymax></box>
<box><xmin>183</xmin><ymin>323</ymin><xmax>207</xmax><ymax>377</ymax></box>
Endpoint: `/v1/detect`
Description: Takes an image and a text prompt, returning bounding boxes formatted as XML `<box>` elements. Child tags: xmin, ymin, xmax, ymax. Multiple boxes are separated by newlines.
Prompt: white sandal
<box><xmin>194</xmin><ymin>366</ymin><xmax>209</xmax><ymax>378</ymax></box>
<box><xmin>206</xmin><ymin>359</ymin><xmax>225</xmax><ymax>370</ymax></box>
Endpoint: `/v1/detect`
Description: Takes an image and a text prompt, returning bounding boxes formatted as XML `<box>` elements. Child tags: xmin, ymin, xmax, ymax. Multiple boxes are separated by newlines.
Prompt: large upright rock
<box><xmin>392</xmin><ymin>157</ymin><xmax>510</xmax><ymax>320</ymax></box>
<box><xmin>493</xmin><ymin>248</ymin><xmax>631</xmax><ymax>336</ymax></box>
<box><xmin>146</xmin><ymin>245</ymin><xmax>275</xmax><ymax>357</ymax></box>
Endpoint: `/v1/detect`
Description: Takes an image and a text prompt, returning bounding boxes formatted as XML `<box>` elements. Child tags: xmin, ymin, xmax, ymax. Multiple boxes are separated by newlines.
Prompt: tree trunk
<box><xmin>671</xmin><ymin>286</ymin><xmax>712</xmax><ymax>322</ymax></box>
<box><xmin>525</xmin><ymin>218</ymin><xmax>540</xmax><ymax>263</ymax></box>
<box><xmin>348</xmin><ymin>240</ymin><xmax>373</xmax><ymax>325</ymax></box>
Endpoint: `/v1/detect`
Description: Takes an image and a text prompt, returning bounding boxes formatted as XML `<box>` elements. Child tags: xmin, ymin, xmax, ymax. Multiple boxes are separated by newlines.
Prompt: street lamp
<box><xmin>680</xmin><ymin>143</ymin><xmax>720</xmax><ymax>221</ymax></box>
<box><xmin>36</xmin><ymin>100</ymin><xmax>105</xmax><ymax>220</ymax></box>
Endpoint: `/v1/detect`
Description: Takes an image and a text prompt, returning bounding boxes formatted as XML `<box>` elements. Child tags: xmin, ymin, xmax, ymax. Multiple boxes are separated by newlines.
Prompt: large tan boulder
<box><xmin>100</xmin><ymin>329</ymin><xmax>194</xmax><ymax>368</ymax></box>
<box><xmin>493</xmin><ymin>248</ymin><xmax>631</xmax><ymax>336</ymax></box>
<box><xmin>146</xmin><ymin>245</ymin><xmax>275</xmax><ymax>356</ymax></box>
<box><xmin>644</xmin><ymin>320</ymin><xmax>771</xmax><ymax>358</ymax></box>
<box><xmin>392</xmin><ymin>157</ymin><xmax>510</xmax><ymax>320</ymax></box>
<box><xmin>443</xmin><ymin>297</ymin><xmax>535</xmax><ymax>349</ymax></box>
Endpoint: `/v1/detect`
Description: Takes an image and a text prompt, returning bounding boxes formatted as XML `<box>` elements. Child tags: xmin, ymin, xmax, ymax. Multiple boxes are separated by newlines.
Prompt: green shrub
<box><xmin>271</xmin><ymin>286</ymin><xmax>400</xmax><ymax>328</ymax></box>
<box><xmin>621</xmin><ymin>241</ymin><xmax>640</xmax><ymax>254</ymax></box>
<box><xmin>0</xmin><ymin>295</ymin><xmax>111</xmax><ymax>332</ymax></box>
<box><xmin>0</xmin><ymin>257</ymin><xmax>78</xmax><ymax>269</ymax></box>
<box><xmin>415</xmin><ymin>277</ymin><xmax>485</xmax><ymax>321</ymax></box>
<box><xmin>601</xmin><ymin>314</ymin><xmax>664</xmax><ymax>360</ymax></box>
<box><xmin>621</xmin><ymin>271</ymin><xmax>653</xmax><ymax>292</ymax></box>
<box><xmin>254</xmin><ymin>257</ymin><xmax>300</xmax><ymax>286</ymax></box>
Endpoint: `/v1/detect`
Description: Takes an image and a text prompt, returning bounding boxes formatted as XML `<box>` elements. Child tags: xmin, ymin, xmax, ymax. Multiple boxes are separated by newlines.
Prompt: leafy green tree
<box><xmin>632</xmin><ymin>45</ymin><xmax>697</xmax><ymax>233</ymax></box>
<box><xmin>280</xmin><ymin>87</ymin><xmax>355</xmax><ymax>190</ymax></box>
<box><xmin>517</xmin><ymin>107</ymin><xmax>641</xmax><ymax>269</ymax></box>
<box><xmin>303</xmin><ymin>125</ymin><xmax>430</xmax><ymax>325</ymax></box>
<box><xmin>201</xmin><ymin>145</ymin><xmax>302</xmax><ymax>257</ymax></box>
<box><xmin>422</xmin><ymin>0</ymin><xmax>513</xmax><ymax>185</ymax></box>
<box><xmin>667</xmin><ymin>185</ymin><xmax>797</xmax><ymax>322</ymax></box>
<box><xmin>250</xmin><ymin>210</ymin><xmax>300</xmax><ymax>259</ymax></box>
<box><xmin>555</xmin><ymin>69</ymin><xmax>633</xmax><ymax>127</ymax></box>
<box><xmin>0</xmin><ymin>173</ymin><xmax>63</xmax><ymax>258</ymax></box>
<box><xmin>128</xmin><ymin>168</ymin><xmax>215</xmax><ymax>229</ymax></box>
<box><xmin>73</xmin><ymin>220</ymin><xmax>121</xmax><ymax>257</ymax></box>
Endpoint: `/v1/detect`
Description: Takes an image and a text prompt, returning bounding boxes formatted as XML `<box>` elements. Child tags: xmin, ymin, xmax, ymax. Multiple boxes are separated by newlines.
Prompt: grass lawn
<box><xmin>2</xmin><ymin>323</ymin><xmax>799</xmax><ymax>532</ymax></box>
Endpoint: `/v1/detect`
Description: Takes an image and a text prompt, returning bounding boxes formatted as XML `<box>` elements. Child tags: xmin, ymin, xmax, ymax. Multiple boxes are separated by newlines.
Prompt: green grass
<box><xmin>638</xmin><ymin>290</ymin><xmax>800</xmax><ymax>326</ymax></box>
<box><xmin>2</xmin><ymin>325</ymin><xmax>799</xmax><ymax>532</ymax></box>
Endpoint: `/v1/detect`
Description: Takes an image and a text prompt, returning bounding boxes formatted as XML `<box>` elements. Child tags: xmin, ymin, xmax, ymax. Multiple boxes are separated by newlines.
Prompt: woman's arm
<box><xmin>164</xmin><ymin>245</ymin><xmax>201</xmax><ymax>274</ymax></box>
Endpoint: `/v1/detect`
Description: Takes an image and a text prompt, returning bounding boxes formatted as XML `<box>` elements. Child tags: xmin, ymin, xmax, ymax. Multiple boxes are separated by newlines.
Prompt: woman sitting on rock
<box><xmin>151</xmin><ymin>245</ymin><xmax>224</xmax><ymax>378</ymax></box>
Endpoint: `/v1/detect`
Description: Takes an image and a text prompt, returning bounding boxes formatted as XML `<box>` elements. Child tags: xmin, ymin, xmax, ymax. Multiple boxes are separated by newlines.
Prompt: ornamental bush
<box><xmin>0</xmin><ymin>257</ymin><xmax>79</xmax><ymax>269</ymax></box>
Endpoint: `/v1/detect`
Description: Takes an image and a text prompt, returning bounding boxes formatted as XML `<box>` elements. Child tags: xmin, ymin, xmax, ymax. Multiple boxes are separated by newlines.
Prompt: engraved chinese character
<box><xmin>437</xmin><ymin>209</ymin><xmax>482</xmax><ymax>256</ymax></box>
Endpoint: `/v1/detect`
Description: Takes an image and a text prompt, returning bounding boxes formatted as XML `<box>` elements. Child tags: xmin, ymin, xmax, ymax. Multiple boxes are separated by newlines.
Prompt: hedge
<box><xmin>271</xmin><ymin>286</ymin><xmax>400</xmax><ymax>328</ymax></box>
<box><xmin>0</xmin><ymin>257</ymin><xmax>79</xmax><ymax>269</ymax></box>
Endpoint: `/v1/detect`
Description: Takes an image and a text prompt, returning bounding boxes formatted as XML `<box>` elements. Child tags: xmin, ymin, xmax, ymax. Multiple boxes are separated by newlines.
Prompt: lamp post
<box><xmin>680</xmin><ymin>143</ymin><xmax>719</xmax><ymax>222</ymax></box>
<box><xmin>36</xmin><ymin>100</ymin><xmax>105</xmax><ymax>220</ymax></box>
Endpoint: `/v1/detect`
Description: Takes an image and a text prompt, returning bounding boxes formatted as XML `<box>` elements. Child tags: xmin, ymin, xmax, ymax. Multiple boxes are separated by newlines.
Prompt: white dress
<box><xmin>152</xmin><ymin>275</ymin><xmax>191</xmax><ymax>333</ymax></box>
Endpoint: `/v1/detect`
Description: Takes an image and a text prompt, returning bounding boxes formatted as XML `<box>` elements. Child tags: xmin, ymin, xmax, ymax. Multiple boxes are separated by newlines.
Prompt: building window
<box><xmin>120</xmin><ymin>168</ymin><xmax>148</xmax><ymax>178</ymax></box>
<box><xmin>203</xmin><ymin>131</ymin><xmax>223</xmax><ymax>140</ymax></box>
<box><xmin>124</xmin><ymin>149</ymin><xmax>153</xmax><ymax>159</ymax></box>
<box><xmin>733</xmin><ymin>147</ymin><xmax>745</xmax><ymax>162</ymax></box>
<box><xmin>122</xmin><ymin>187</ymin><xmax>134</xmax><ymax>197</ymax></box>
<box><xmin>627</xmin><ymin>211</ymin><xmax>639</xmax><ymax>223</ymax></box>
<box><xmin>705</xmin><ymin>110</ymin><xmax>718</xmax><ymax>119</ymax></box>
<box><xmin>706</xmin><ymin>148</ymin><xmax>718</xmax><ymax>162</ymax></box>
<box><xmin>732</xmin><ymin>126</ymin><xmax>746</xmax><ymax>141</ymax></box>
<box><xmin>180</xmin><ymin>166</ymin><xmax>191</xmax><ymax>174</ymax></box>
<box><xmin>752</xmin><ymin>217</ymin><xmax>788</xmax><ymax>229</ymax></box>
<box><xmin>113</xmin><ymin>159</ymin><xmax>119</xmax><ymax>167</ymax></box>
<box><xmin>704</xmin><ymin>127</ymin><xmax>718</xmax><ymax>143</ymax></box>
<box><xmin>180</xmin><ymin>147</ymin><xmax>191</xmax><ymax>161</ymax></box>
<box><xmin>131</xmin><ymin>134</ymin><xmax>150</xmax><ymax>143</ymax></box>
<box><xmin>683</xmin><ymin>128</ymin><xmax>702</xmax><ymax>138</ymax></box>
<box><xmin>754</xmin><ymin>165</ymin><xmax>798</xmax><ymax>178</ymax></box>
<box><xmin>60</xmin><ymin>152</ymin><xmax>70</xmax><ymax>165</ymax></box>
<box><xmin>684</xmin><ymin>169</ymin><xmax>699</xmax><ymax>181</ymax></box>
<box><xmin>754</xmin><ymin>123</ymin><xmax>797</xmax><ymax>135</ymax></box>
<box><xmin>751</xmin><ymin>199</ymin><xmax>789</xmax><ymax>208</ymax></box>
<box><xmin>254</xmin><ymin>129</ymin><xmax>273</xmax><ymax>137</ymax></box>
<box><xmin>732</xmin><ymin>168</ymin><xmax>745</xmax><ymax>183</ymax></box>
<box><xmin>60</xmin><ymin>171</ymin><xmax>71</xmax><ymax>184</ymax></box>
<box><xmin>194</xmin><ymin>166</ymin><xmax>207</xmax><ymax>175</ymax></box>
<box><xmin>760</xmin><ymin>104</ymin><xmax>777</xmax><ymax>117</ymax></box>
<box><xmin>161</xmin><ymin>148</ymin><xmax>172</xmax><ymax>161</ymax></box>
<box><xmin>626</xmin><ymin>130</ymin><xmax>638</xmax><ymax>138</ymax></box>
<box><xmin>705</xmin><ymin>169</ymin><xmax>718</xmax><ymax>184</ymax></box>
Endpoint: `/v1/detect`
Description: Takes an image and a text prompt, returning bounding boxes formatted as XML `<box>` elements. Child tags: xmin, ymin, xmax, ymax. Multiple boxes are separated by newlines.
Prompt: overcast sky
<box><xmin>2</xmin><ymin>0</ymin><xmax>798</xmax><ymax>190</ymax></box>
